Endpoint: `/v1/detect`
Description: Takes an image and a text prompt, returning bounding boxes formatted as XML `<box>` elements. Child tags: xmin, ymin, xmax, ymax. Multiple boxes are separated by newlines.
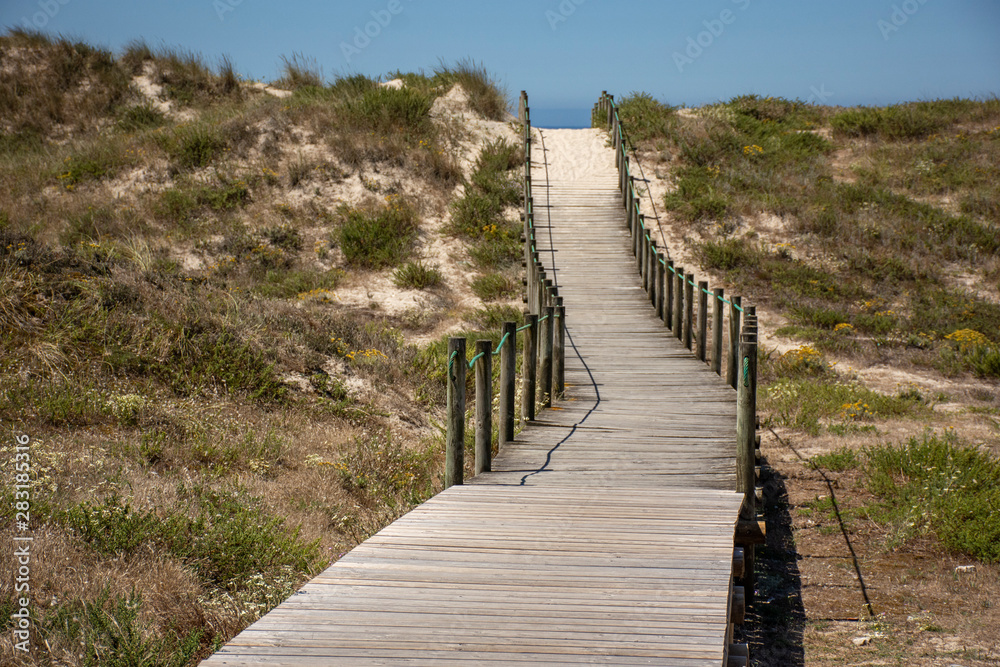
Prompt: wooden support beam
<box><xmin>735</xmin><ymin>520</ymin><xmax>766</xmax><ymax>545</ymax></box>
<box><xmin>474</xmin><ymin>339</ymin><xmax>492</xmax><ymax>475</ymax></box>
<box><xmin>445</xmin><ymin>337</ymin><xmax>466</xmax><ymax>488</ymax></box>
<box><xmin>732</xmin><ymin>547</ymin><xmax>745</xmax><ymax>578</ymax></box>
<box><xmin>520</xmin><ymin>314</ymin><xmax>537</xmax><ymax>423</ymax></box>
<box><xmin>730</xmin><ymin>586</ymin><xmax>746</xmax><ymax>625</ymax></box>
<box><xmin>498</xmin><ymin>321</ymin><xmax>516</xmax><ymax>448</ymax></box>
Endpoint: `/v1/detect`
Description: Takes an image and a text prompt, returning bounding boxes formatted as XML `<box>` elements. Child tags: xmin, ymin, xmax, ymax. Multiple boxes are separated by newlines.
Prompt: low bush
<box><xmin>863</xmin><ymin>431</ymin><xmax>1000</xmax><ymax>562</ymax></box>
<box><xmin>337</xmin><ymin>197</ymin><xmax>419</xmax><ymax>269</ymax></box>
<box><xmin>392</xmin><ymin>261</ymin><xmax>442</xmax><ymax>289</ymax></box>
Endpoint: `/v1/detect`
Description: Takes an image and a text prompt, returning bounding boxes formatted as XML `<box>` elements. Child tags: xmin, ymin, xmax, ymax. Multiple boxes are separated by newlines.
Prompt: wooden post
<box><xmin>736</xmin><ymin>318</ymin><xmax>758</xmax><ymax>606</ymax></box>
<box><xmin>656</xmin><ymin>252</ymin><xmax>666</xmax><ymax>321</ymax></box>
<box><xmin>445</xmin><ymin>337</ymin><xmax>466</xmax><ymax>488</ymax></box>
<box><xmin>727</xmin><ymin>296</ymin><xmax>742</xmax><ymax>390</ymax></box>
<box><xmin>499</xmin><ymin>321</ymin><xmax>516</xmax><ymax>448</ymax></box>
<box><xmin>536</xmin><ymin>269</ymin><xmax>546</xmax><ymax>315</ymax></box>
<box><xmin>474</xmin><ymin>339</ymin><xmax>492</xmax><ymax>475</ymax></box>
<box><xmin>539</xmin><ymin>305</ymin><xmax>554</xmax><ymax>407</ymax></box>
<box><xmin>521</xmin><ymin>314</ymin><xmax>537</xmax><ymax>423</ymax></box>
<box><xmin>674</xmin><ymin>267</ymin><xmax>684</xmax><ymax>340</ymax></box>
<box><xmin>632</xmin><ymin>206</ymin><xmax>641</xmax><ymax>261</ymax></box>
<box><xmin>684</xmin><ymin>273</ymin><xmax>694</xmax><ymax>351</ymax></box>
<box><xmin>649</xmin><ymin>241</ymin><xmax>658</xmax><ymax>305</ymax></box>
<box><xmin>712</xmin><ymin>288</ymin><xmax>724</xmax><ymax>375</ymax></box>
<box><xmin>553</xmin><ymin>299</ymin><xmax>565</xmax><ymax>398</ymax></box>
<box><xmin>639</xmin><ymin>219</ymin><xmax>648</xmax><ymax>283</ymax></box>
<box><xmin>697</xmin><ymin>280</ymin><xmax>708</xmax><ymax>362</ymax></box>
<box><xmin>666</xmin><ymin>260</ymin><xmax>674</xmax><ymax>330</ymax></box>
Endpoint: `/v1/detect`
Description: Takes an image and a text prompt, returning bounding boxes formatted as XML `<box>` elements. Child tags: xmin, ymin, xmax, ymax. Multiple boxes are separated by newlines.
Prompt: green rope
<box><xmin>467</xmin><ymin>352</ymin><xmax>485</xmax><ymax>368</ymax></box>
<box><xmin>516</xmin><ymin>322</ymin><xmax>533</xmax><ymax>332</ymax></box>
<box><xmin>538</xmin><ymin>314</ymin><xmax>550</xmax><ymax>323</ymax></box>
<box><xmin>447</xmin><ymin>350</ymin><xmax>459</xmax><ymax>373</ymax></box>
<box><xmin>742</xmin><ymin>356</ymin><xmax>750</xmax><ymax>387</ymax></box>
<box><xmin>492</xmin><ymin>332</ymin><xmax>510</xmax><ymax>355</ymax></box>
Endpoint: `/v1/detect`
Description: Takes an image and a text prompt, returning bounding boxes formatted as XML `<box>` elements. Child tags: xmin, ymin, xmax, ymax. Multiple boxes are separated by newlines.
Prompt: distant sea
<box><xmin>530</xmin><ymin>108</ymin><xmax>591</xmax><ymax>129</ymax></box>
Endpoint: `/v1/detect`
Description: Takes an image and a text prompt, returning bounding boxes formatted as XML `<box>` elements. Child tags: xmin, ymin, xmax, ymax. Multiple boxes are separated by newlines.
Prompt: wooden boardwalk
<box><xmin>202</xmin><ymin>128</ymin><xmax>743</xmax><ymax>666</ymax></box>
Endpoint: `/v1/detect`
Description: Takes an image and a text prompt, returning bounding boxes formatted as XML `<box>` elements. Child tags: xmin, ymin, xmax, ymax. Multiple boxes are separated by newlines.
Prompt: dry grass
<box><xmin>0</xmin><ymin>30</ymin><xmax>517</xmax><ymax>665</ymax></box>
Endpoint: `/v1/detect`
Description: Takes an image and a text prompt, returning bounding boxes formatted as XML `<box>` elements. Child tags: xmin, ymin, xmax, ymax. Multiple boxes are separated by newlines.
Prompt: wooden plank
<box><xmin>203</xmin><ymin>126</ymin><xmax>744</xmax><ymax>666</ymax></box>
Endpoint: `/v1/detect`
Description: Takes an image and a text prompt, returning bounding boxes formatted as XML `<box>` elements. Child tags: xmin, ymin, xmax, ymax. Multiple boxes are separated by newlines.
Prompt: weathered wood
<box><xmin>553</xmin><ymin>301</ymin><xmax>565</xmax><ymax>398</ymax></box>
<box><xmin>446</xmin><ymin>337</ymin><xmax>466</xmax><ymax>488</ymax></box>
<box><xmin>727</xmin><ymin>296</ymin><xmax>741</xmax><ymax>390</ymax></box>
<box><xmin>730</xmin><ymin>586</ymin><xmax>745</xmax><ymax>624</ymax></box>
<box><xmin>666</xmin><ymin>260</ymin><xmax>674</xmax><ymax>331</ymax></box>
<box><xmin>697</xmin><ymin>280</ymin><xmax>708</xmax><ymax>363</ymax></box>
<box><xmin>684</xmin><ymin>273</ymin><xmax>694</xmax><ymax>351</ymax></box>
<box><xmin>521</xmin><ymin>314</ymin><xmax>537</xmax><ymax>423</ymax></box>
<box><xmin>712</xmin><ymin>288</ymin><xmax>724</xmax><ymax>375</ymax></box>
<box><xmin>499</xmin><ymin>321</ymin><xmax>516</xmax><ymax>448</ymax></box>
<box><xmin>539</xmin><ymin>305</ymin><xmax>554</xmax><ymax>407</ymax></box>
<box><xmin>648</xmin><ymin>240</ymin><xmax>658</xmax><ymax>306</ymax></box>
<box><xmin>656</xmin><ymin>253</ymin><xmax>666</xmax><ymax>323</ymax></box>
<box><xmin>207</xmin><ymin>121</ymin><xmax>748</xmax><ymax>667</ymax></box>
<box><xmin>474</xmin><ymin>339</ymin><xmax>492</xmax><ymax>476</ymax></box>
<box><xmin>732</xmin><ymin>547</ymin><xmax>745</xmax><ymax>578</ymax></box>
<box><xmin>674</xmin><ymin>267</ymin><xmax>684</xmax><ymax>340</ymax></box>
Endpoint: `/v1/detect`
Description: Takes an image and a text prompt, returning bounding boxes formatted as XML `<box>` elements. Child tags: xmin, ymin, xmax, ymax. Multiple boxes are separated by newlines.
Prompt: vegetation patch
<box><xmin>336</xmin><ymin>196</ymin><xmax>419</xmax><ymax>268</ymax></box>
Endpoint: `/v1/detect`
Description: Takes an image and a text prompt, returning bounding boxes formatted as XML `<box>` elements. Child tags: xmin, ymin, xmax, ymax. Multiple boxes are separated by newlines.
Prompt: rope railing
<box><xmin>444</xmin><ymin>91</ymin><xmax>567</xmax><ymax>489</ymax></box>
<box><xmin>596</xmin><ymin>92</ymin><xmax>764</xmax><ymax>661</ymax></box>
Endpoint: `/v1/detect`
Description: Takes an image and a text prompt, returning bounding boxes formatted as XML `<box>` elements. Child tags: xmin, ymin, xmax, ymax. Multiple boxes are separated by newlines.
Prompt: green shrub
<box><xmin>41</xmin><ymin>589</ymin><xmax>202</xmax><ymax>667</ymax></box>
<box><xmin>863</xmin><ymin>432</ymin><xmax>1000</xmax><ymax>562</ymax></box>
<box><xmin>831</xmin><ymin>104</ymin><xmax>945</xmax><ymax>140</ymax></box>
<box><xmin>471</xmin><ymin>272</ymin><xmax>518</xmax><ymax>301</ymax></box>
<box><xmin>616</xmin><ymin>92</ymin><xmax>675</xmax><ymax>145</ymax></box>
<box><xmin>116</xmin><ymin>103</ymin><xmax>165</xmax><ymax>131</ymax></box>
<box><xmin>276</xmin><ymin>53</ymin><xmax>323</xmax><ymax>89</ymax></box>
<box><xmin>343</xmin><ymin>86</ymin><xmax>433</xmax><ymax>137</ymax></box>
<box><xmin>809</xmin><ymin>446</ymin><xmax>861</xmax><ymax>472</ymax></box>
<box><xmin>337</xmin><ymin>198</ymin><xmax>419</xmax><ymax>268</ymax></box>
<box><xmin>254</xmin><ymin>268</ymin><xmax>343</xmax><ymax>299</ymax></box>
<box><xmin>161</xmin><ymin>123</ymin><xmax>227</xmax><ymax>169</ymax></box>
<box><xmin>392</xmin><ymin>261</ymin><xmax>442</xmax><ymax>289</ymax></box>
<box><xmin>434</xmin><ymin>59</ymin><xmax>508</xmax><ymax>120</ymax></box>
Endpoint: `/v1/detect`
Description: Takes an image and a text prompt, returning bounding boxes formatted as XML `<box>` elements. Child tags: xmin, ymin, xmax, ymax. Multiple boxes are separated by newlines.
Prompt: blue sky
<box><xmin>3</xmin><ymin>0</ymin><xmax>999</xmax><ymax>127</ymax></box>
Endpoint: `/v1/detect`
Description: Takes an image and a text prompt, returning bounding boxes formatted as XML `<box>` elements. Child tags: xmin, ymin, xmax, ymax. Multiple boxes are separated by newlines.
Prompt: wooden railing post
<box><xmin>521</xmin><ymin>314</ymin><xmax>537</xmax><ymax>424</ymax></box>
<box><xmin>736</xmin><ymin>310</ymin><xmax>758</xmax><ymax>607</ymax></box>
<box><xmin>712</xmin><ymin>288</ymin><xmax>724</xmax><ymax>375</ymax></box>
<box><xmin>665</xmin><ymin>260</ymin><xmax>674</xmax><ymax>330</ymax></box>
<box><xmin>474</xmin><ymin>339</ymin><xmax>492</xmax><ymax>475</ymax></box>
<box><xmin>727</xmin><ymin>296</ymin><xmax>742</xmax><ymax>390</ymax></box>
<box><xmin>553</xmin><ymin>298</ymin><xmax>565</xmax><ymax>398</ymax></box>
<box><xmin>499</xmin><ymin>321</ymin><xmax>516</xmax><ymax>448</ymax></box>
<box><xmin>446</xmin><ymin>337</ymin><xmax>466</xmax><ymax>488</ymax></box>
<box><xmin>697</xmin><ymin>280</ymin><xmax>708</xmax><ymax>362</ymax></box>
<box><xmin>539</xmin><ymin>304</ymin><xmax>554</xmax><ymax>407</ymax></box>
<box><xmin>684</xmin><ymin>274</ymin><xmax>694</xmax><ymax>351</ymax></box>
<box><xmin>673</xmin><ymin>267</ymin><xmax>684</xmax><ymax>340</ymax></box>
<box><xmin>649</xmin><ymin>241</ymin><xmax>658</xmax><ymax>306</ymax></box>
<box><xmin>656</xmin><ymin>252</ymin><xmax>666</xmax><ymax>321</ymax></box>
<box><xmin>639</xmin><ymin>217</ymin><xmax>648</xmax><ymax>281</ymax></box>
